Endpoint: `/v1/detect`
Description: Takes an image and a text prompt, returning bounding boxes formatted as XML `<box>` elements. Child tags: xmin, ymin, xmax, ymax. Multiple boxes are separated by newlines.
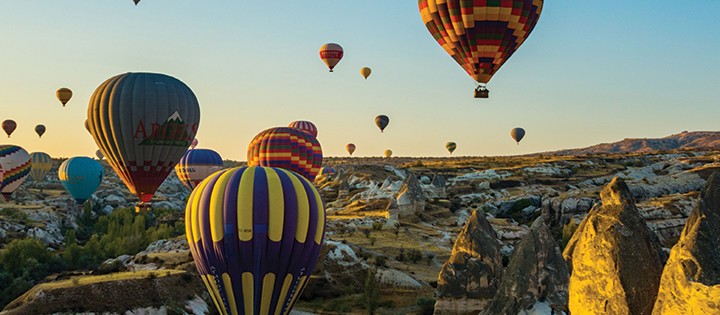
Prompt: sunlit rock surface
<box><xmin>563</xmin><ymin>177</ymin><xmax>664</xmax><ymax>315</ymax></box>
<box><xmin>652</xmin><ymin>173</ymin><xmax>720</xmax><ymax>314</ymax></box>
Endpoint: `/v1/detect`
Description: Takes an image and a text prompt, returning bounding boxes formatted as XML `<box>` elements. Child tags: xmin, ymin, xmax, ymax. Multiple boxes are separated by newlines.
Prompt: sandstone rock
<box><xmin>652</xmin><ymin>172</ymin><xmax>720</xmax><ymax>314</ymax></box>
<box><xmin>434</xmin><ymin>210</ymin><xmax>502</xmax><ymax>315</ymax></box>
<box><xmin>396</xmin><ymin>174</ymin><xmax>427</xmax><ymax>220</ymax></box>
<box><xmin>563</xmin><ymin>177</ymin><xmax>664</xmax><ymax>315</ymax></box>
<box><xmin>482</xmin><ymin>218</ymin><xmax>569</xmax><ymax>315</ymax></box>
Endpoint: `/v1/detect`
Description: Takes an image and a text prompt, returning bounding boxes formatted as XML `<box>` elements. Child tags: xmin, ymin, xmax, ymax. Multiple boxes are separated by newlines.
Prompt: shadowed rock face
<box><xmin>482</xmin><ymin>217</ymin><xmax>569</xmax><ymax>315</ymax></box>
<box><xmin>434</xmin><ymin>210</ymin><xmax>502</xmax><ymax>315</ymax></box>
<box><xmin>563</xmin><ymin>177</ymin><xmax>664</xmax><ymax>315</ymax></box>
<box><xmin>652</xmin><ymin>172</ymin><xmax>720</xmax><ymax>314</ymax></box>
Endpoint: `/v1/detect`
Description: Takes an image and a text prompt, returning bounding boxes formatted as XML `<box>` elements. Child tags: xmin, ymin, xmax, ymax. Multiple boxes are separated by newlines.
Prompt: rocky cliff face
<box><xmin>434</xmin><ymin>210</ymin><xmax>502</xmax><ymax>315</ymax></box>
<box><xmin>652</xmin><ymin>172</ymin><xmax>720</xmax><ymax>314</ymax></box>
<box><xmin>482</xmin><ymin>217</ymin><xmax>569</xmax><ymax>315</ymax></box>
<box><xmin>396</xmin><ymin>173</ymin><xmax>426</xmax><ymax>220</ymax></box>
<box><xmin>563</xmin><ymin>177</ymin><xmax>665</xmax><ymax>315</ymax></box>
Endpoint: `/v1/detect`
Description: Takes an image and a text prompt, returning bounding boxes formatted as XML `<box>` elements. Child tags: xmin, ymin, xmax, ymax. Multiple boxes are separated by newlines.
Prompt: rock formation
<box><xmin>482</xmin><ymin>217</ymin><xmax>569</xmax><ymax>315</ymax></box>
<box><xmin>434</xmin><ymin>210</ymin><xmax>502</xmax><ymax>315</ymax></box>
<box><xmin>563</xmin><ymin>177</ymin><xmax>664</xmax><ymax>315</ymax></box>
<box><xmin>396</xmin><ymin>174</ymin><xmax>426</xmax><ymax>220</ymax></box>
<box><xmin>652</xmin><ymin>172</ymin><xmax>720</xmax><ymax>314</ymax></box>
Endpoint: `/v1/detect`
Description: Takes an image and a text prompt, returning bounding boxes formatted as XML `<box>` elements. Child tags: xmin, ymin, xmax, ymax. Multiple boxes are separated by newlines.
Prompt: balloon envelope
<box><xmin>95</xmin><ymin>150</ymin><xmax>104</xmax><ymax>160</ymax></box>
<box><xmin>190</xmin><ymin>138</ymin><xmax>199</xmax><ymax>149</ymax></box>
<box><xmin>56</xmin><ymin>88</ymin><xmax>73</xmax><ymax>106</ymax></box>
<box><xmin>247</xmin><ymin>127</ymin><xmax>323</xmax><ymax>181</ymax></box>
<box><xmin>418</xmin><ymin>1</ymin><xmax>544</xmax><ymax>84</ymax></box>
<box><xmin>59</xmin><ymin>157</ymin><xmax>104</xmax><ymax>204</ymax></box>
<box><xmin>511</xmin><ymin>128</ymin><xmax>526</xmax><ymax>144</ymax></box>
<box><xmin>360</xmin><ymin>67</ymin><xmax>372</xmax><ymax>79</ymax></box>
<box><xmin>288</xmin><ymin>120</ymin><xmax>318</xmax><ymax>138</ymax></box>
<box><xmin>87</xmin><ymin>72</ymin><xmax>201</xmax><ymax>204</ymax></box>
<box><xmin>446</xmin><ymin>142</ymin><xmax>457</xmax><ymax>154</ymax></box>
<box><xmin>319</xmin><ymin>43</ymin><xmax>343</xmax><ymax>72</ymax></box>
<box><xmin>30</xmin><ymin>152</ymin><xmax>53</xmax><ymax>182</ymax></box>
<box><xmin>375</xmin><ymin>115</ymin><xmax>389</xmax><ymax>133</ymax></box>
<box><xmin>2</xmin><ymin>120</ymin><xmax>16</xmax><ymax>138</ymax></box>
<box><xmin>346</xmin><ymin>143</ymin><xmax>356</xmax><ymax>156</ymax></box>
<box><xmin>35</xmin><ymin>125</ymin><xmax>46</xmax><ymax>138</ymax></box>
<box><xmin>0</xmin><ymin>145</ymin><xmax>31</xmax><ymax>200</ymax></box>
<box><xmin>175</xmin><ymin>149</ymin><xmax>224</xmax><ymax>191</ymax></box>
<box><xmin>384</xmin><ymin>149</ymin><xmax>392</xmax><ymax>158</ymax></box>
<box><xmin>186</xmin><ymin>166</ymin><xmax>325</xmax><ymax>315</ymax></box>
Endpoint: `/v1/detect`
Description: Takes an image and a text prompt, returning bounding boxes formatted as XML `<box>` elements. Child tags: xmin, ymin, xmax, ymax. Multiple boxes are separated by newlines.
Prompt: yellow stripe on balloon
<box><xmin>200</xmin><ymin>275</ymin><xmax>225</xmax><ymax>315</ymax></box>
<box><xmin>310</xmin><ymin>182</ymin><xmax>325</xmax><ymax>245</ymax></box>
<box><xmin>242</xmin><ymin>272</ymin><xmax>254</xmax><ymax>314</ymax></box>
<box><xmin>284</xmin><ymin>275</ymin><xmax>308</xmax><ymax>315</ymax></box>
<box><xmin>190</xmin><ymin>176</ymin><xmax>213</xmax><ymax>243</ymax></box>
<box><xmin>210</xmin><ymin>170</ymin><xmax>234</xmax><ymax>242</ymax></box>
<box><xmin>281</xmin><ymin>169</ymin><xmax>309</xmax><ymax>243</ymax></box>
<box><xmin>222</xmin><ymin>273</ymin><xmax>239</xmax><ymax>315</ymax></box>
<box><xmin>260</xmin><ymin>273</ymin><xmax>276</xmax><ymax>314</ymax></box>
<box><xmin>274</xmin><ymin>275</ymin><xmax>294</xmax><ymax>315</ymax></box>
<box><xmin>238</xmin><ymin>167</ymin><xmax>256</xmax><ymax>242</ymax></box>
<box><xmin>265</xmin><ymin>169</ymin><xmax>284</xmax><ymax>242</ymax></box>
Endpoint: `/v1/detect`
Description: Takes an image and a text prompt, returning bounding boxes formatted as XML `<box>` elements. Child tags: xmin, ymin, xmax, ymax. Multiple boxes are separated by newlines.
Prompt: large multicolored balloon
<box><xmin>56</xmin><ymin>88</ymin><xmax>73</xmax><ymax>107</ymax></box>
<box><xmin>375</xmin><ymin>115</ymin><xmax>389</xmax><ymax>133</ymax></box>
<box><xmin>384</xmin><ymin>149</ymin><xmax>393</xmax><ymax>158</ymax></box>
<box><xmin>186</xmin><ymin>166</ymin><xmax>326</xmax><ymax>315</ymax></box>
<box><xmin>419</xmin><ymin>0</ymin><xmax>544</xmax><ymax>97</ymax></box>
<box><xmin>319</xmin><ymin>43</ymin><xmax>343</xmax><ymax>72</ymax></box>
<box><xmin>175</xmin><ymin>149</ymin><xmax>224</xmax><ymax>191</ymax></box>
<box><xmin>29</xmin><ymin>152</ymin><xmax>53</xmax><ymax>182</ymax></box>
<box><xmin>446</xmin><ymin>142</ymin><xmax>457</xmax><ymax>154</ymax></box>
<box><xmin>190</xmin><ymin>138</ymin><xmax>199</xmax><ymax>149</ymax></box>
<box><xmin>511</xmin><ymin>127</ymin><xmax>526</xmax><ymax>144</ymax></box>
<box><xmin>35</xmin><ymin>125</ymin><xmax>46</xmax><ymax>138</ymax></box>
<box><xmin>2</xmin><ymin>120</ymin><xmax>16</xmax><ymax>138</ymax></box>
<box><xmin>288</xmin><ymin>120</ymin><xmax>318</xmax><ymax>138</ymax></box>
<box><xmin>59</xmin><ymin>157</ymin><xmax>104</xmax><ymax>204</ymax></box>
<box><xmin>361</xmin><ymin>67</ymin><xmax>372</xmax><ymax>79</ymax></box>
<box><xmin>346</xmin><ymin>143</ymin><xmax>356</xmax><ymax>156</ymax></box>
<box><xmin>248</xmin><ymin>127</ymin><xmax>323</xmax><ymax>181</ymax></box>
<box><xmin>0</xmin><ymin>145</ymin><xmax>31</xmax><ymax>200</ymax></box>
<box><xmin>87</xmin><ymin>72</ymin><xmax>200</xmax><ymax>210</ymax></box>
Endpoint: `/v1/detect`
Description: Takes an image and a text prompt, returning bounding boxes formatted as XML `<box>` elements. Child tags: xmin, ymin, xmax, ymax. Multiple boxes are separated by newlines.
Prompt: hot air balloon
<box><xmin>446</xmin><ymin>142</ymin><xmax>457</xmax><ymax>154</ymax></box>
<box><xmin>346</xmin><ymin>143</ymin><xmax>356</xmax><ymax>156</ymax></box>
<box><xmin>87</xmin><ymin>72</ymin><xmax>200</xmax><ymax>211</ymax></box>
<box><xmin>288</xmin><ymin>120</ymin><xmax>318</xmax><ymax>138</ymax></box>
<box><xmin>2</xmin><ymin>120</ymin><xmax>16</xmax><ymax>138</ymax></box>
<box><xmin>186</xmin><ymin>166</ymin><xmax>326</xmax><ymax>315</ymax></box>
<box><xmin>319</xmin><ymin>43</ymin><xmax>343</xmax><ymax>72</ymax></box>
<box><xmin>29</xmin><ymin>152</ymin><xmax>53</xmax><ymax>182</ymax></box>
<box><xmin>58</xmin><ymin>157</ymin><xmax>104</xmax><ymax>204</ymax></box>
<box><xmin>84</xmin><ymin>119</ymin><xmax>90</xmax><ymax>134</ymax></box>
<box><xmin>360</xmin><ymin>67</ymin><xmax>372</xmax><ymax>79</ymax></box>
<box><xmin>320</xmin><ymin>166</ymin><xmax>336</xmax><ymax>177</ymax></box>
<box><xmin>56</xmin><ymin>88</ymin><xmax>73</xmax><ymax>106</ymax></box>
<box><xmin>175</xmin><ymin>148</ymin><xmax>224</xmax><ymax>191</ymax></box>
<box><xmin>418</xmin><ymin>0</ymin><xmax>544</xmax><ymax>98</ymax></box>
<box><xmin>190</xmin><ymin>138</ymin><xmax>199</xmax><ymax>149</ymax></box>
<box><xmin>95</xmin><ymin>150</ymin><xmax>104</xmax><ymax>160</ymax></box>
<box><xmin>0</xmin><ymin>145</ymin><xmax>31</xmax><ymax>201</ymax></box>
<box><xmin>384</xmin><ymin>149</ymin><xmax>393</xmax><ymax>158</ymax></box>
<box><xmin>133</xmin><ymin>0</ymin><xmax>140</xmax><ymax>5</ymax></box>
<box><xmin>511</xmin><ymin>128</ymin><xmax>526</xmax><ymax>144</ymax></box>
<box><xmin>35</xmin><ymin>125</ymin><xmax>46</xmax><ymax>138</ymax></box>
<box><xmin>375</xmin><ymin>115</ymin><xmax>389</xmax><ymax>133</ymax></box>
<box><xmin>248</xmin><ymin>127</ymin><xmax>323</xmax><ymax>181</ymax></box>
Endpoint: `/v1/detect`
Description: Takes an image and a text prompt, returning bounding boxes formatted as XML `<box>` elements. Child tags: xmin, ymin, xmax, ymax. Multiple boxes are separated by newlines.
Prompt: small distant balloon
<box><xmin>446</xmin><ymin>142</ymin><xmax>457</xmax><ymax>154</ymax></box>
<box><xmin>190</xmin><ymin>138</ymin><xmax>199</xmax><ymax>149</ymax></box>
<box><xmin>346</xmin><ymin>143</ymin><xmax>356</xmax><ymax>156</ymax></box>
<box><xmin>95</xmin><ymin>150</ymin><xmax>104</xmax><ymax>160</ymax></box>
<box><xmin>35</xmin><ymin>125</ymin><xmax>46</xmax><ymax>138</ymax></box>
<box><xmin>511</xmin><ymin>128</ymin><xmax>526</xmax><ymax>144</ymax></box>
<box><xmin>56</xmin><ymin>88</ymin><xmax>72</xmax><ymax>107</ymax></box>
<box><xmin>384</xmin><ymin>149</ymin><xmax>393</xmax><ymax>158</ymax></box>
<box><xmin>2</xmin><ymin>120</ymin><xmax>16</xmax><ymax>138</ymax></box>
<box><xmin>360</xmin><ymin>67</ymin><xmax>372</xmax><ymax>79</ymax></box>
<box><xmin>319</xmin><ymin>43</ymin><xmax>343</xmax><ymax>72</ymax></box>
<box><xmin>288</xmin><ymin>120</ymin><xmax>318</xmax><ymax>138</ymax></box>
<box><xmin>375</xmin><ymin>115</ymin><xmax>389</xmax><ymax>133</ymax></box>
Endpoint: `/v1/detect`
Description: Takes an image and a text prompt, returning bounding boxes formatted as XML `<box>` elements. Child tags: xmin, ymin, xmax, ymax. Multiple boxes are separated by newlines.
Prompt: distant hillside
<box><xmin>548</xmin><ymin>131</ymin><xmax>720</xmax><ymax>155</ymax></box>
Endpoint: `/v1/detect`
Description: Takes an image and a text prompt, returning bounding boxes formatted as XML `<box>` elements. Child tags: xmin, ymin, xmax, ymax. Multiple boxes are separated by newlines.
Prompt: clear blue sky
<box><xmin>0</xmin><ymin>1</ymin><xmax>719</xmax><ymax>160</ymax></box>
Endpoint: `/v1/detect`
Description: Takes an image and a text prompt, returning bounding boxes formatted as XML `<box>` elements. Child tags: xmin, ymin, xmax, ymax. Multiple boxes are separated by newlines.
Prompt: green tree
<box><xmin>364</xmin><ymin>269</ymin><xmax>380</xmax><ymax>315</ymax></box>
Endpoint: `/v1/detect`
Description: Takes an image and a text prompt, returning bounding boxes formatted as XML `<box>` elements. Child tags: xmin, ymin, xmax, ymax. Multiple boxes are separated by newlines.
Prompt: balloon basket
<box><xmin>474</xmin><ymin>86</ymin><xmax>489</xmax><ymax>98</ymax></box>
<box><xmin>135</xmin><ymin>202</ymin><xmax>152</xmax><ymax>213</ymax></box>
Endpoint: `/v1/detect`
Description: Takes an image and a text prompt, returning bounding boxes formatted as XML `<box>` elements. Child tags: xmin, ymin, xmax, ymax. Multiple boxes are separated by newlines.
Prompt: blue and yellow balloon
<box><xmin>58</xmin><ymin>157</ymin><xmax>104</xmax><ymax>204</ymax></box>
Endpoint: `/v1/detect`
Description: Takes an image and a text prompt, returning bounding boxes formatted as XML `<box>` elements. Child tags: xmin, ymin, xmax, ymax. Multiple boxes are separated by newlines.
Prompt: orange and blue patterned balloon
<box><xmin>0</xmin><ymin>145</ymin><xmax>31</xmax><ymax>200</ymax></box>
<box><xmin>288</xmin><ymin>120</ymin><xmax>318</xmax><ymax>138</ymax></box>
<box><xmin>186</xmin><ymin>166</ymin><xmax>326</xmax><ymax>315</ymax></box>
<box><xmin>247</xmin><ymin>127</ymin><xmax>322</xmax><ymax>181</ymax></box>
<box><xmin>175</xmin><ymin>148</ymin><xmax>224</xmax><ymax>191</ymax></box>
<box><xmin>419</xmin><ymin>0</ymin><xmax>544</xmax><ymax>84</ymax></box>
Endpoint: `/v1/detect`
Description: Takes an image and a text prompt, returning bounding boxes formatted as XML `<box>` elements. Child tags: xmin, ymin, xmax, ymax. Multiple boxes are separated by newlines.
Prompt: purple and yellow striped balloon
<box><xmin>186</xmin><ymin>166</ymin><xmax>326</xmax><ymax>315</ymax></box>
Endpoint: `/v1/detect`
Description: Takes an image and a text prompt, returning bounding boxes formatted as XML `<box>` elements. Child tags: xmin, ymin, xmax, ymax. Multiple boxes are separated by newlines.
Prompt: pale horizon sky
<box><xmin>1</xmin><ymin>1</ymin><xmax>719</xmax><ymax>161</ymax></box>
